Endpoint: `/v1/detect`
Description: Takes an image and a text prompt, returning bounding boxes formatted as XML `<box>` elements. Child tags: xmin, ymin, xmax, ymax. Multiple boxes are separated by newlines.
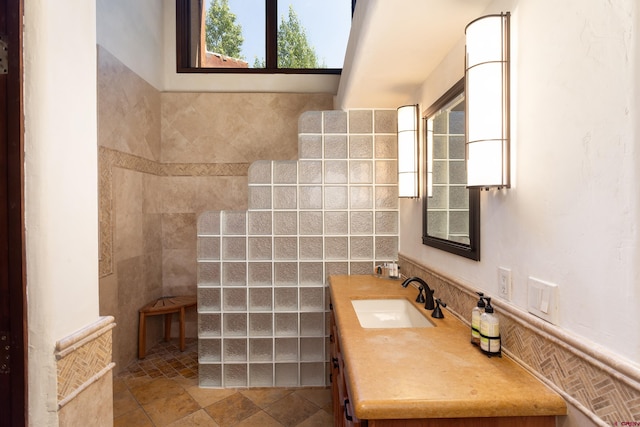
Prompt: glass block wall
<box><xmin>196</xmin><ymin>110</ymin><xmax>399</xmax><ymax>388</ymax></box>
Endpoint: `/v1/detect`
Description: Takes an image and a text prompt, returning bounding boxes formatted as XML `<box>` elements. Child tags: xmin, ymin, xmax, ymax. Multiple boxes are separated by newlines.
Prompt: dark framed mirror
<box><xmin>422</xmin><ymin>78</ymin><xmax>480</xmax><ymax>260</ymax></box>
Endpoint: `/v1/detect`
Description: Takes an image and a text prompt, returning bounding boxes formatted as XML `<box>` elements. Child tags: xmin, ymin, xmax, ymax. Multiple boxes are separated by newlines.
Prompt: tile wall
<box><xmin>196</xmin><ymin>110</ymin><xmax>400</xmax><ymax>388</ymax></box>
<box><xmin>97</xmin><ymin>44</ymin><xmax>334</xmax><ymax>371</ymax></box>
<box><xmin>399</xmin><ymin>255</ymin><xmax>640</xmax><ymax>426</ymax></box>
<box><xmin>55</xmin><ymin>316</ymin><xmax>116</xmax><ymax>425</ymax></box>
<box><xmin>98</xmin><ymin>46</ymin><xmax>164</xmax><ymax>370</ymax></box>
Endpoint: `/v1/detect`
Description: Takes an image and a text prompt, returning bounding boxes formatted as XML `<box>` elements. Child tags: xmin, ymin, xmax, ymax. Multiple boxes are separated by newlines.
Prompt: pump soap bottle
<box><xmin>479</xmin><ymin>297</ymin><xmax>501</xmax><ymax>356</ymax></box>
<box><xmin>471</xmin><ymin>292</ymin><xmax>485</xmax><ymax>346</ymax></box>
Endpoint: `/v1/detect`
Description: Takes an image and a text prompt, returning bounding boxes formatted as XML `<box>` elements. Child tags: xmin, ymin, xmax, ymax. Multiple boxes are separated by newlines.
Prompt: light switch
<box><xmin>498</xmin><ymin>267</ymin><xmax>512</xmax><ymax>301</ymax></box>
<box><xmin>527</xmin><ymin>277</ymin><xmax>558</xmax><ymax>324</ymax></box>
<box><xmin>539</xmin><ymin>288</ymin><xmax>550</xmax><ymax>313</ymax></box>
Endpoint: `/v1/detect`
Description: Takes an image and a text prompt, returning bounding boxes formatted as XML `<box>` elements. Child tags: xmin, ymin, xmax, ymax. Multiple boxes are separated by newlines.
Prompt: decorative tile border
<box><xmin>98</xmin><ymin>146</ymin><xmax>250</xmax><ymax>277</ymax></box>
<box><xmin>163</xmin><ymin>162</ymin><xmax>249</xmax><ymax>177</ymax></box>
<box><xmin>55</xmin><ymin>316</ymin><xmax>116</xmax><ymax>408</ymax></box>
<box><xmin>399</xmin><ymin>254</ymin><xmax>640</xmax><ymax>426</ymax></box>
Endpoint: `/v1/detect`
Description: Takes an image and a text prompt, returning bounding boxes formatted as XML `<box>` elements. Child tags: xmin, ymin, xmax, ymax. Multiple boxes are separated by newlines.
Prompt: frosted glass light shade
<box><xmin>397</xmin><ymin>105</ymin><xmax>419</xmax><ymax>198</ymax></box>
<box><xmin>465</xmin><ymin>13</ymin><xmax>510</xmax><ymax>189</ymax></box>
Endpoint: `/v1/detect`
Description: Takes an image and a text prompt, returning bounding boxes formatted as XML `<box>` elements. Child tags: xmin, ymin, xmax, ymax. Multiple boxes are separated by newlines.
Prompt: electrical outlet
<box><xmin>498</xmin><ymin>267</ymin><xmax>512</xmax><ymax>301</ymax></box>
<box><xmin>527</xmin><ymin>277</ymin><xmax>559</xmax><ymax>324</ymax></box>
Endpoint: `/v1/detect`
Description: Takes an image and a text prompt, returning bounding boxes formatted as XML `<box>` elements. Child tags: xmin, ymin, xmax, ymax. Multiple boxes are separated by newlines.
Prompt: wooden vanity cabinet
<box><xmin>330</xmin><ymin>304</ymin><xmax>364</xmax><ymax>427</ymax></box>
<box><xmin>329</xmin><ymin>303</ymin><xmax>556</xmax><ymax>427</ymax></box>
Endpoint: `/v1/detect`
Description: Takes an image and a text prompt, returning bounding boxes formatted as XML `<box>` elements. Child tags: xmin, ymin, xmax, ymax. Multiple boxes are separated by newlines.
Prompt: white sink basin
<box><xmin>351</xmin><ymin>299</ymin><xmax>435</xmax><ymax>329</ymax></box>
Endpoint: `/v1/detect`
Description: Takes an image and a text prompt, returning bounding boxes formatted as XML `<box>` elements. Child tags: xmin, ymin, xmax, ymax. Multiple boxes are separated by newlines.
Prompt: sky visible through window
<box><xmin>205</xmin><ymin>0</ymin><xmax>351</xmax><ymax>68</ymax></box>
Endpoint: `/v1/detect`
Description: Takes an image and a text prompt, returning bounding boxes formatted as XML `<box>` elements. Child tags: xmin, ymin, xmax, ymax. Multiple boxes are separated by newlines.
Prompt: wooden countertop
<box><xmin>329</xmin><ymin>274</ymin><xmax>567</xmax><ymax>420</ymax></box>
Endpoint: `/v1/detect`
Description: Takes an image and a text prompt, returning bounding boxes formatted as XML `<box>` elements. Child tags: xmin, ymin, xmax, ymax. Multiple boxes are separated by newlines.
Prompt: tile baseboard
<box><xmin>398</xmin><ymin>253</ymin><xmax>640</xmax><ymax>426</ymax></box>
<box><xmin>55</xmin><ymin>316</ymin><xmax>116</xmax><ymax>408</ymax></box>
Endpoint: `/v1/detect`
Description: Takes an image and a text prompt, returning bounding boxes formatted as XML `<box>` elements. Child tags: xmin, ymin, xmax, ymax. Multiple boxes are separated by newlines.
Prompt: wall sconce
<box><xmin>465</xmin><ymin>12</ymin><xmax>510</xmax><ymax>189</ymax></box>
<box><xmin>397</xmin><ymin>104</ymin><xmax>419</xmax><ymax>198</ymax></box>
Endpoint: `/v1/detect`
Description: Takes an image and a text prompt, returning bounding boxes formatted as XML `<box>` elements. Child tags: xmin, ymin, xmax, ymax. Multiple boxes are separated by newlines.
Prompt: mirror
<box><xmin>422</xmin><ymin>79</ymin><xmax>480</xmax><ymax>260</ymax></box>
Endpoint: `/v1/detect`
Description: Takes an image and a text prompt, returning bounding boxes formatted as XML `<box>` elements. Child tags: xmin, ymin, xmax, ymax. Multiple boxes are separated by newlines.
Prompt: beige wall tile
<box><xmin>142</xmin><ymin>252</ymin><xmax>163</xmax><ymax>296</ymax></box>
<box><xmin>58</xmin><ymin>371</ymin><xmax>113</xmax><ymax>427</ymax></box>
<box><xmin>162</xmin><ymin>213</ymin><xmax>197</xmax><ymax>250</ymax></box>
<box><xmin>112</xmin><ymin>255</ymin><xmax>162</xmax><ymax>368</ymax></box>
<box><xmin>114</xmin><ymin>168</ymin><xmax>144</xmax><ymax>262</ymax></box>
<box><xmin>159</xmin><ymin>176</ymin><xmax>198</xmax><ymax>213</ymax></box>
<box><xmin>143</xmin><ymin>213</ymin><xmax>163</xmax><ymax>254</ymax></box>
<box><xmin>98</xmin><ymin>46</ymin><xmax>161</xmax><ymax>161</ymax></box>
<box><xmin>143</xmin><ymin>174</ymin><xmax>164</xmax><ymax>214</ymax></box>
<box><xmin>161</xmin><ymin>92</ymin><xmax>333</xmax><ymax>164</ymax></box>
<box><xmin>114</xmin><ymin>168</ymin><xmax>144</xmax><ymax>215</ymax></box>
<box><xmin>196</xmin><ymin>176</ymin><xmax>249</xmax><ymax>212</ymax></box>
<box><xmin>56</xmin><ymin>318</ymin><xmax>116</xmax><ymax>426</ymax></box>
<box><xmin>99</xmin><ymin>273</ymin><xmax>119</xmax><ymax>319</ymax></box>
<box><xmin>162</xmin><ymin>248</ymin><xmax>197</xmax><ymax>292</ymax></box>
<box><xmin>98</xmin><ymin>45</ymin><xmax>333</xmax><ymax>373</ymax></box>
<box><xmin>115</xmin><ymin>212</ymin><xmax>144</xmax><ymax>262</ymax></box>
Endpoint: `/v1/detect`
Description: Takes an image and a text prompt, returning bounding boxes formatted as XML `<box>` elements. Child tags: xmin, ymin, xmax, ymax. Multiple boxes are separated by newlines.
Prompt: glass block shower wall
<box><xmin>196</xmin><ymin>110</ymin><xmax>399</xmax><ymax>388</ymax></box>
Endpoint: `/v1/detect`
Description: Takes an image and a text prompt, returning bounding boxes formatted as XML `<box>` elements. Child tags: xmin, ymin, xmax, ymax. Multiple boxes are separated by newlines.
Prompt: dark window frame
<box><xmin>176</xmin><ymin>0</ymin><xmax>349</xmax><ymax>74</ymax></box>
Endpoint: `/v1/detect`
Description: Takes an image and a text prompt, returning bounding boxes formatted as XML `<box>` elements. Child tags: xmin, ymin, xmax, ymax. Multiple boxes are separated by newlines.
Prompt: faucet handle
<box><xmin>431</xmin><ymin>299</ymin><xmax>447</xmax><ymax>318</ymax></box>
<box><xmin>415</xmin><ymin>286</ymin><xmax>426</xmax><ymax>303</ymax></box>
<box><xmin>423</xmin><ymin>286</ymin><xmax>435</xmax><ymax>311</ymax></box>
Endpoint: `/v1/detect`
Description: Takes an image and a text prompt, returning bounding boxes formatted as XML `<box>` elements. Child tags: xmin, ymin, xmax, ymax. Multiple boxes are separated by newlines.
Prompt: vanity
<box><xmin>329</xmin><ymin>275</ymin><xmax>567</xmax><ymax>427</ymax></box>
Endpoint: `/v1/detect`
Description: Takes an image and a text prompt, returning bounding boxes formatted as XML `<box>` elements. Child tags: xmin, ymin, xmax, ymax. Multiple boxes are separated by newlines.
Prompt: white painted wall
<box><xmin>23</xmin><ymin>0</ymin><xmax>99</xmax><ymax>424</ymax></box>
<box><xmin>336</xmin><ymin>0</ymin><xmax>492</xmax><ymax>108</ymax></box>
<box><xmin>401</xmin><ymin>0</ymin><xmax>640</xmax><ymax>365</ymax></box>
<box><xmin>97</xmin><ymin>0</ymin><xmax>165</xmax><ymax>90</ymax></box>
<box><xmin>161</xmin><ymin>0</ymin><xmax>340</xmax><ymax>94</ymax></box>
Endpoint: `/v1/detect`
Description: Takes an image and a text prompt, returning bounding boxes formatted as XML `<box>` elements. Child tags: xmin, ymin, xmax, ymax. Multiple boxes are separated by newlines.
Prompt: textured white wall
<box><xmin>24</xmin><ymin>0</ymin><xmax>99</xmax><ymax>424</ymax></box>
<box><xmin>97</xmin><ymin>0</ymin><xmax>165</xmax><ymax>90</ymax></box>
<box><xmin>401</xmin><ymin>0</ymin><xmax>640</xmax><ymax>364</ymax></box>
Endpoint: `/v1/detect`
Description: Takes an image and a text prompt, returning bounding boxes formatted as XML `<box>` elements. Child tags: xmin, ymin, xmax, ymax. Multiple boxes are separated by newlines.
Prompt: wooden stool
<box><xmin>138</xmin><ymin>295</ymin><xmax>197</xmax><ymax>359</ymax></box>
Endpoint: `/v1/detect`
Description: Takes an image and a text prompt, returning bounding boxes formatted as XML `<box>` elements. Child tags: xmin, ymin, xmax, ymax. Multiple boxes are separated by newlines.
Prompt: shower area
<box><xmin>196</xmin><ymin>110</ymin><xmax>400</xmax><ymax>388</ymax></box>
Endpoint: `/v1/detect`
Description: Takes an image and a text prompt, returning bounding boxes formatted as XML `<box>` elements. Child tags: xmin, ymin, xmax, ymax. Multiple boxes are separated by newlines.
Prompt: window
<box><xmin>176</xmin><ymin>0</ymin><xmax>352</xmax><ymax>73</ymax></box>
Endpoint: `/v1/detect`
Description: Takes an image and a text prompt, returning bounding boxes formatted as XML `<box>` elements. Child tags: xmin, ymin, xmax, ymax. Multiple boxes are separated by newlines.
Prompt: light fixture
<box><xmin>397</xmin><ymin>104</ymin><xmax>419</xmax><ymax>198</ymax></box>
<box><xmin>465</xmin><ymin>12</ymin><xmax>510</xmax><ymax>189</ymax></box>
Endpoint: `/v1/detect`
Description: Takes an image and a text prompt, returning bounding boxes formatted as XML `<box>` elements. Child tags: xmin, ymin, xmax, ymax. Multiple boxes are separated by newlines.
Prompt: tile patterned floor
<box><xmin>113</xmin><ymin>339</ymin><xmax>333</xmax><ymax>426</ymax></box>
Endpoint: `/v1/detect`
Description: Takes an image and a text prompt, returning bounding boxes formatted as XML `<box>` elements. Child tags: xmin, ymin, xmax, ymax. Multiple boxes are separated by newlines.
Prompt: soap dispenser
<box><xmin>471</xmin><ymin>292</ymin><xmax>485</xmax><ymax>346</ymax></box>
<box><xmin>479</xmin><ymin>297</ymin><xmax>501</xmax><ymax>356</ymax></box>
<box><xmin>389</xmin><ymin>261</ymin><xmax>399</xmax><ymax>279</ymax></box>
